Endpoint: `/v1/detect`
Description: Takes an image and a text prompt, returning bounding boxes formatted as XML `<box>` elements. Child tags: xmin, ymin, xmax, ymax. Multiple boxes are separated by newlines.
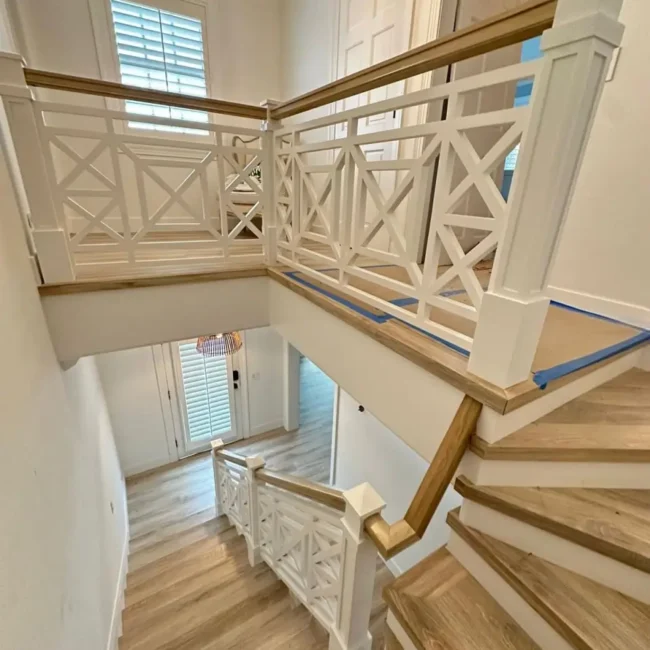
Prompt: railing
<box><xmin>0</xmin><ymin>0</ymin><xmax>624</xmax><ymax>387</ymax></box>
<box><xmin>211</xmin><ymin>394</ymin><xmax>482</xmax><ymax>649</ymax></box>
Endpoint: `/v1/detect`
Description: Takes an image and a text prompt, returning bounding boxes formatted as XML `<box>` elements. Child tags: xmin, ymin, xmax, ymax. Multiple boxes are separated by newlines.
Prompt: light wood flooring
<box><xmin>120</xmin><ymin>358</ymin><xmax>392</xmax><ymax>649</ymax></box>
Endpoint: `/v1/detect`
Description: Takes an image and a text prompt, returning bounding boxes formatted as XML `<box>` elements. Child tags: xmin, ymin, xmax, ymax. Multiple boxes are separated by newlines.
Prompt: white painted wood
<box><xmin>244</xmin><ymin>455</ymin><xmax>265</xmax><ymax>566</ymax></box>
<box><xmin>460</xmin><ymin>452</ymin><xmax>650</xmax><ymax>490</ymax></box>
<box><xmin>282</xmin><ymin>338</ymin><xmax>301</xmax><ymax>432</ymax></box>
<box><xmin>330</xmin><ymin>483</ymin><xmax>385</xmax><ymax>650</ymax></box>
<box><xmin>459</xmin><ymin>499</ymin><xmax>650</xmax><ymax>605</ymax></box>
<box><xmin>41</xmin><ymin>276</ymin><xmax>270</xmax><ymax>361</ymax></box>
<box><xmin>270</xmin><ymin>281</ymin><xmax>465</xmax><ymax>463</ymax></box>
<box><xmin>211</xmin><ymin>439</ymin><xmax>225</xmax><ymax>516</ymax></box>
<box><xmin>468</xmin><ymin>0</ymin><xmax>625</xmax><ymax>388</ymax></box>
<box><xmin>448</xmin><ymin>531</ymin><xmax>573</xmax><ymax>650</ymax></box>
<box><xmin>386</xmin><ymin>610</ymin><xmax>418</xmax><ymax>650</ymax></box>
<box><xmin>475</xmin><ymin>347</ymin><xmax>642</xmax><ymax>443</ymax></box>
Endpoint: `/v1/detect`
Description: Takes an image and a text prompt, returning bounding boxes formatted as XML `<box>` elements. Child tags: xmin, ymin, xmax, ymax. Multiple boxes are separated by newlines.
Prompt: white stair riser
<box><xmin>447</xmin><ymin>532</ymin><xmax>572</xmax><ymax>650</ymax></box>
<box><xmin>460</xmin><ymin>453</ymin><xmax>650</xmax><ymax>488</ymax></box>
<box><xmin>459</xmin><ymin>499</ymin><xmax>650</xmax><ymax>605</ymax></box>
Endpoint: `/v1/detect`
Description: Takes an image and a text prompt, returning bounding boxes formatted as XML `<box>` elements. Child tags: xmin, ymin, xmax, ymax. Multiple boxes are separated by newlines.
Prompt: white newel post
<box><xmin>211</xmin><ymin>439</ymin><xmax>225</xmax><ymax>513</ymax></box>
<box><xmin>244</xmin><ymin>454</ymin><xmax>265</xmax><ymax>567</ymax></box>
<box><xmin>330</xmin><ymin>483</ymin><xmax>386</xmax><ymax>650</ymax></box>
<box><xmin>261</xmin><ymin>99</ymin><xmax>281</xmax><ymax>266</ymax></box>
<box><xmin>0</xmin><ymin>52</ymin><xmax>74</xmax><ymax>282</ymax></box>
<box><xmin>467</xmin><ymin>0</ymin><xmax>624</xmax><ymax>388</ymax></box>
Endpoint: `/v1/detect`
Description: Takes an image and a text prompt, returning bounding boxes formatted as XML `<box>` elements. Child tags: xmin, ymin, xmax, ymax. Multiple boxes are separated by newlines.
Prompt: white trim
<box><xmin>249</xmin><ymin>419</ymin><xmax>284</xmax><ymax>437</ymax></box>
<box><xmin>237</xmin><ymin>330</ymin><xmax>252</xmax><ymax>438</ymax></box>
<box><xmin>329</xmin><ymin>384</ymin><xmax>340</xmax><ymax>485</ymax></box>
<box><xmin>384</xmin><ymin>557</ymin><xmax>403</xmax><ymax>578</ymax></box>
<box><xmin>152</xmin><ymin>344</ymin><xmax>180</xmax><ymax>463</ymax></box>
<box><xmin>448</xmin><ymin>531</ymin><xmax>573</xmax><ymax>650</ymax></box>
<box><xmin>459</xmin><ymin>499</ymin><xmax>650</xmax><ymax>606</ymax></box>
<box><xmin>547</xmin><ymin>285</ymin><xmax>650</xmax><ymax>330</ymax></box>
<box><xmin>386</xmin><ymin>611</ymin><xmax>418</xmax><ymax>650</ymax></box>
<box><xmin>476</xmin><ymin>347</ymin><xmax>643</xmax><ymax>443</ymax></box>
<box><xmin>460</xmin><ymin>452</ymin><xmax>650</xmax><ymax>489</ymax></box>
<box><xmin>106</xmin><ymin>528</ymin><xmax>129</xmax><ymax>650</ymax></box>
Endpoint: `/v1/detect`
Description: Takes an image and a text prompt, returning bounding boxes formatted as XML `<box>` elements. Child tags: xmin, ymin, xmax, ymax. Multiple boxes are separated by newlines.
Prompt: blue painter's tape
<box><xmin>533</xmin><ymin>330</ymin><xmax>650</xmax><ymax>389</ymax></box>
<box><xmin>390</xmin><ymin>297</ymin><xmax>418</xmax><ymax>307</ymax></box>
<box><xmin>284</xmin><ymin>271</ymin><xmax>393</xmax><ymax>323</ymax></box>
<box><xmin>398</xmin><ymin>320</ymin><xmax>471</xmax><ymax>357</ymax></box>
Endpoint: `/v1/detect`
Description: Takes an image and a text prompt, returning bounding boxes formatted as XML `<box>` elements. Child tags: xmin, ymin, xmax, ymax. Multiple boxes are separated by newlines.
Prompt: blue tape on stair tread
<box><xmin>532</xmin><ymin>330</ymin><xmax>650</xmax><ymax>389</ymax></box>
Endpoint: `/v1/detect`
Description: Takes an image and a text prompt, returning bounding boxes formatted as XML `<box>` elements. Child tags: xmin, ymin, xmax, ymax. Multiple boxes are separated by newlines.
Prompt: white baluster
<box><xmin>210</xmin><ymin>439</ymin><xmax>225</xmax><ymax>515</ymax></box>
<box><xmin>329</xmin><ymin>483</ymin><xmax>386</xmax><ymax>650</ymax></box>
<box><xmin>244</xmin><ymin>455</ymin><xmax>265</xmax><ymax>567</ymax></box>
<box><xmin>468</xmin><ymin>0</ymin><xmax>624</xmax><ymax>388</ymax></box>
<box><xmin>261</xmin><ymin>99</ymin><xmax>281</xmax><ymax>266</ymax></box>
<box><xmin>0</xmin><ymin>52</ymin><xmax>75</xmax><ymax>282</ymax></box>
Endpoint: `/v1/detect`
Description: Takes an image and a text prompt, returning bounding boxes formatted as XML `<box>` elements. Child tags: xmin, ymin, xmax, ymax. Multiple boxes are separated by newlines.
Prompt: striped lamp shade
<box><xmin>196</xmin><ymin>332</ymin><xmax>242</xmax><ymax>357</ymax></box>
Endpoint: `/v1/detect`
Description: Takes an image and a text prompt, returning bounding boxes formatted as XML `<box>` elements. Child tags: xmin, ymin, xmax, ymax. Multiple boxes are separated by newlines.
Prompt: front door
<box><xmin>172</xmin><ymin>338</ymin><xmax>240</xmax><ymax>456</ymax></box>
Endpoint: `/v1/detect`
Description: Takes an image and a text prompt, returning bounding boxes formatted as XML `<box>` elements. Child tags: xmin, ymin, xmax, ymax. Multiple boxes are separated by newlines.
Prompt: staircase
<box><xmin>383</xmin><ymin>367</ymin><xmax>650</xmax><ymax>649</ymax></box>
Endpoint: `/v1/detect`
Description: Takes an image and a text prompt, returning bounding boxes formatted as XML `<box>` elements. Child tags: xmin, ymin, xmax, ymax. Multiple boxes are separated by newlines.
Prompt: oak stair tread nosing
<box><xmin>455</xmin><ymin>475</ymin><xmax>650</xmax><ymax>574</ymax></box>
<box><xmin>384</xmin><ymin>546</ymin><xmax>540</xmax><ymax>650</ymax></box>
<box><xmin>471</xmin><ymin>369</ymin><xmax>650</xmax><ymax>462</ymax></box>
<box><xmin>448</xmin><ymin>510</ymin><xmax>650</xmax><ymax>650</ymax></box>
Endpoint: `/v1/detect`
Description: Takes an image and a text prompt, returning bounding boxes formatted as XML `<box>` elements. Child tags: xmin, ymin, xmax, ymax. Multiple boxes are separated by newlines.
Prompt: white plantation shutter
<box><xmin>178</xmin><ymin>341</ymin><xmax>232</xmax><ymax>442</ymax></box>
<box><xmin>110</xmin><ymin>0</ymin><xmax>208</xmax><ymax>132</ymax></box>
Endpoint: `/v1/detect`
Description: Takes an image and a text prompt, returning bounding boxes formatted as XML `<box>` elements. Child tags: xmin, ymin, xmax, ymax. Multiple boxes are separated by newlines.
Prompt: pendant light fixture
<box><xmin>196</xmin><ymin>332</ymin><xmax>242</xmax><ymax>357</ymax></box>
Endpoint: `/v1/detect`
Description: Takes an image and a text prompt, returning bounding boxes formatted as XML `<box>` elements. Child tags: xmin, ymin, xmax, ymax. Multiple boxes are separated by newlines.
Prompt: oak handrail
<box><xmin>271</xmin><ymin>0</ymin><xmax>556</xmax><ymax>119</ymax></box>
<box><xmin>22</xmin><ymin>1</ymin><xmax>555</xmax><ymax>124</ymax></box>
<box><xmin>23</xmin><ymin>68</ymin><xmax>267</xmax><ymax>120</ymax></box>
<box><xmin>256</xmin><ymin>468</ymin><xmax>346</xmax><ymax>512</ymax></box>
<box><xmin>364</xmin><ymin>395</ymin><xmax>483</xmax><ymax>559</ymax></box>
<box><xmin>217</xmin><ymin>448</ymin><xmax>248</xmax><ymax>467</ymax></box>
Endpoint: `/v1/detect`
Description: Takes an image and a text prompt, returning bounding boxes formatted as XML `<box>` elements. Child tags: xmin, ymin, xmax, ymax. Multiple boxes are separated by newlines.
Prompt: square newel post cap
<box><xmin>260</xmin><ymin>98</ymin><xmax>281</xmax><ymax>131</ymax></box>
<box><xmin>244</xmin><ymin>455</ymin><xmax>265</xmax><ymax>471</ymax></box>
<box><xmin>342</xmin><ymin>483</ymin><xmax>386</xmax><ymax>542</ymax></box>
<box><xmin>0</xmin><ymin>51</ymin><xmax>30</xmax><ymax>98</ymax></box>
<box><xmin>211</xmin><ymin>439</ymin><xmax>225</xmax><ymax>453</ymax></box>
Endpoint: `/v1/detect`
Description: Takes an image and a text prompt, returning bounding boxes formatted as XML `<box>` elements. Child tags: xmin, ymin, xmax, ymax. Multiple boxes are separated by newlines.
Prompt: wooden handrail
<box><xmin>217</xmin><ymin>448</ymin><xmax>248</xmax><ymax>467</ymax></box>
<box><xmin>23</xmin><ymin>68</ymin><xmax>267</xmax><ymax>120</ymax></box>
<box><xmin>364</xmin><ymin>395</ymin><xmax>483</xmax><ymax>559</ymax></box>
<box><xmin>256</xmin><ymin>469</ymin><xmax>346</xmax><ymax>512</ymax></box>
<box><xmin>271</xmin><ymin>0</ymin><xmax>556</xmax><ymax>119</ymax></box>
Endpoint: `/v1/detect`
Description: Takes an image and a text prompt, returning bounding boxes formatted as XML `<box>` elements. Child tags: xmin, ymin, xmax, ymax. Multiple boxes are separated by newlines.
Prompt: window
<box><xmin>110</xmin><ymin>0</ymin><xmax>208</xmax><ymax>133</ymax></box>
<box><xmin>177</xmin><ymin>341</ymin><xmax>234</xmax><ymax>444</ymax></box>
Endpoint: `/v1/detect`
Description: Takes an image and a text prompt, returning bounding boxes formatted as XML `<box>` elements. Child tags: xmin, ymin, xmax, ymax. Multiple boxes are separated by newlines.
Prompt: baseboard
<box><xmin>249</xmin><ymin>420</ymin><xmax>284</xmax><ymax>437</ymax></box>
<box><xmin>384</xmin><ymin>557</ymin><xmax>403</xmax><ymax>577</ymax></box>
<box><xmin>107</xmin><ymin>530</ymin><xmax>129</xmax><ymax>650</ymax></box>
<box><xmin>546</xmin><ymin>285</ymin><xmax>650</xmax><ymax>329</ymax></box>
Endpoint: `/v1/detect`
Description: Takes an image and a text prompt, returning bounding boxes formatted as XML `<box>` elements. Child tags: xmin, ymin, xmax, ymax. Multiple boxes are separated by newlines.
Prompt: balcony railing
<box><xmin>0</xmin><ymin>0</ymin><xmax>624</xmax><ymax>388</ymax></box>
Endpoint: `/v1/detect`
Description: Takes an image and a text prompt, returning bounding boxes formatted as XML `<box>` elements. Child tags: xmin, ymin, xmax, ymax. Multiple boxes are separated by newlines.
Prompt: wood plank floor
<box><xmin>120</xmin><ymin>358</ymin><xmax>392</xmax><ymax>649</ymax></box>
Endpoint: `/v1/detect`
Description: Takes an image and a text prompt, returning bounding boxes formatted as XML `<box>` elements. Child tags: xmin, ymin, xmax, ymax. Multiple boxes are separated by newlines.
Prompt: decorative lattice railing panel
<box><xmin>274</xmin><ymin>59</ymin><xmax>541</xmax><ymax>351</ymax></box>
<box><xmin>258</xmin><ymin>483</ymin><xmax>344</xmax><ymax>630</ymax></box>
<box><xmin>34</xmin><ymin>103</ymin><xmax>268</xmax><ymax>276</ymax></box>
<box><xmin>217</xmin><ymin>459</ymin><xmax>251</xmax><ymax>541</ymax></box>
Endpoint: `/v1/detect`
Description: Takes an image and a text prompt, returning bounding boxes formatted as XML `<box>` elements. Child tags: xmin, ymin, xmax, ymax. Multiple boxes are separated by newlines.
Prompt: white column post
<box><xmin>329</xmin><ymin>483</ymin><xmax>386</xmax><ymax>650</ymax></box>
<box><xmin>210</xmin><ymin>439</ymin><xmax>225</xmax><ymax>514</ymax></box>
<box><xmin>260</xmin><ymin>99</ymin><xmax>281</xmax><ymax>266</ymax></box>
<box><xmin>282</xmin><ymin>339</ymin><xmax>301</xmax><ymax>432</ymax></box>
<box><xmin>0</xmin><ymin>52</ymin><xmax>75</xmax><ymax>282</ymax></box>
<box><xmin>467</xmin><ymin>0</ymin><xmax>624</xmax><ymax>388</ymax></box>
<box><xmin>244</xmin><ymin>454</ymin><xmax>265</xmax><ymax>567</ymax></box>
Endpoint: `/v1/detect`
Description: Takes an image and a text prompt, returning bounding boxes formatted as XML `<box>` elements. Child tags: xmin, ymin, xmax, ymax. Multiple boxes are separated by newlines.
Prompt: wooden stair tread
<box><xmin>384</xmin><ymin>546</ymin><xmax>539</xmax><ymax>650</ymax></box>
<box><xmin>455</xmin><ymin>476</ymin><xmax>650</xmax><ymax>573</ymax></box>
<box><xmin>448</xmin><ymin>511</ymin><xmax>650</xmax><ymax>650</ymax></box>
<box><xmin>471</xmin><ymin>369</ymin><xmax>650</xmax><ymax>461</ymax></box>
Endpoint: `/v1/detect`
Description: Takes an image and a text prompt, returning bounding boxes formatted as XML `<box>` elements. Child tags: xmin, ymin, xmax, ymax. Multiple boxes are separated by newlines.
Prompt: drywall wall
<box><xmin>548</xmin><ymin>0</ymin><xmax>650</xmax><ymax>327</ymax></box>
<box><xmin>0</xmin><ymin>49</ymin><xmax>127</xmax><ymax>650</ymax></box>
<box><xmin>96</xmin><ymin>327</ymin><xmax>284</xmax><ymax>477</ymax></box>
<box><xmin>242</xmin><ymin>327</ymin><xmax>285</xmax><ymax>436</ymax></box>
<box><xmin>333</xmin><ymin>390</ymin><xmax>461</xmax><ymax>575</ymax></box>
<box><xmin>96</xmin><ymin>345</ymin><xmax>175</xmax><ymax>477</ymax></box>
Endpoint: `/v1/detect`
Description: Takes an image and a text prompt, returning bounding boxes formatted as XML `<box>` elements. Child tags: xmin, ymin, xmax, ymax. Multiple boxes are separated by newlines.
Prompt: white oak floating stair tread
<box><xmin>470</xmin><ymin>369</ymin><xmax>650</xmax><ymax>462</ymax></box>
<box><xmin>455</xmin><ymin>476</ymin><xmax>650</xmax><ymax>574</ymax></box>
<box><xmin>448</xmin><ymin>511</ymin><xmax>650</xmax><ymax>650</ymax></box>
<box><xmin>383</xmin><ymin>546</ymin><xmax>540</xmax><ymax>650</ymax></box>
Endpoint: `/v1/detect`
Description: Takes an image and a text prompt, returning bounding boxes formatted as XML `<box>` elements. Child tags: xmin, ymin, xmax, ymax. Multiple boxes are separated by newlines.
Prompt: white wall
<box><xmin>96</xmin><ymin>327</ymin><xmax>284</xmax><ymax>477</ymax></box>
<box><xmin>0</xmin><ymin>28</ymin><xmax>127</xmax><ymax>648</ymax></box>
<box><xmin>333</xmin><ymin>390</ymin><xmax>461</xmax><ymax>575</ymax></box>
<box><xmin>96</xmin><ymin>346</ymin><xmax>175</xmax><ymax>477</ymax></box>
<box><xmin>548</xmin><ymin>0</ymin><xmax>650</xmax><ymax>327</ymax></box>
<box><xmin>242</xmin><ymin>327</ymin><xmax>285</xmax><ymax>436</ymax></box>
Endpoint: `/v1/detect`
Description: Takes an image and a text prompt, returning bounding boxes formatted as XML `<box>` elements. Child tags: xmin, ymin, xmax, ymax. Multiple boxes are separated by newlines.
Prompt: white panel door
<box><xmin>336</xmin><ymin>0</ymin><xmax>414</xmax><ymax>251</ymax></box>
<box><xmin>173</xmin><ymin>339</ymin><xmax>240</xmax><ymax>455</ymax></box>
